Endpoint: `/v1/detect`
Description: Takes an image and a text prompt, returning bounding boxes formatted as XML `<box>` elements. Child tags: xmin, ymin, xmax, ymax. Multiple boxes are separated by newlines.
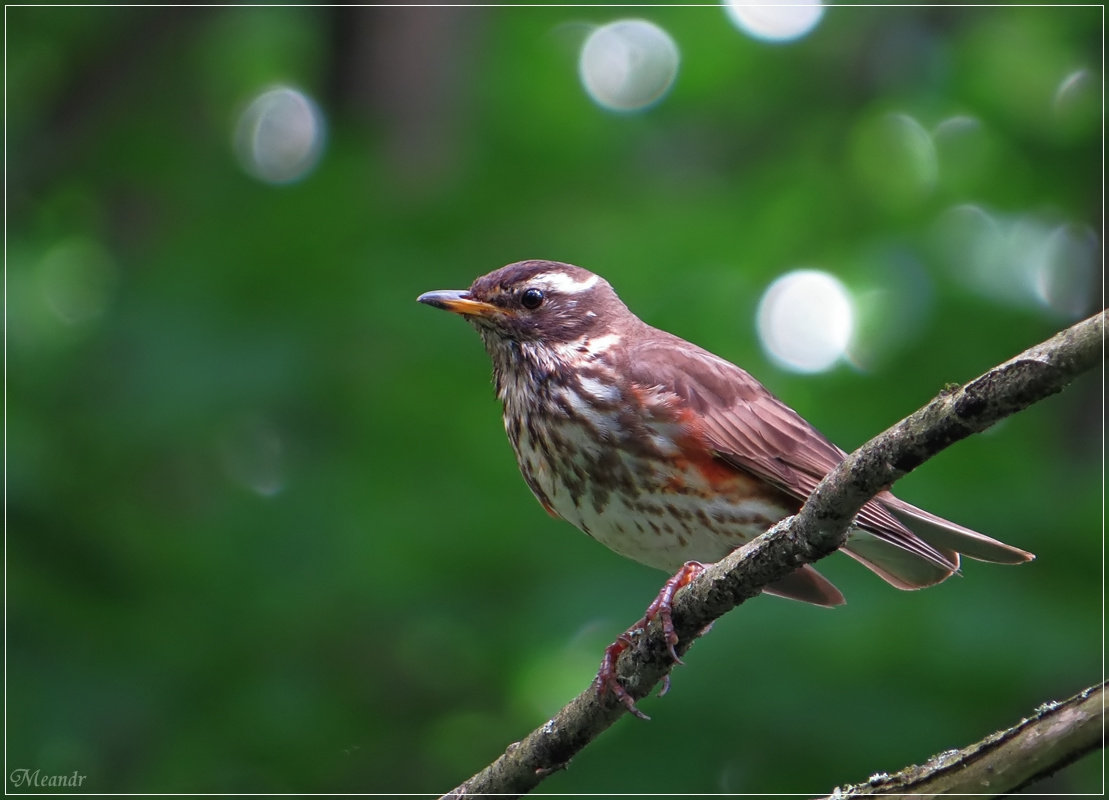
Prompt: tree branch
<box><xmin>825</xmin><ymin>681</ymin><xmax>1106</xmax><ymax>798</ymax></box>
<box><xmin>441</xmin><ymin>310</ymin><xmax>1106</xmax><ymax>799</ymax></box>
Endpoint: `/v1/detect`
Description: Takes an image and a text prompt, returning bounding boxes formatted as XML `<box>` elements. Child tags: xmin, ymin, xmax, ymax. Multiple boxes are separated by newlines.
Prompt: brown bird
<box><xmin>418</xmin><ymin>260</ymin><xmax>1033</xmax><ymax>715</ymax></box>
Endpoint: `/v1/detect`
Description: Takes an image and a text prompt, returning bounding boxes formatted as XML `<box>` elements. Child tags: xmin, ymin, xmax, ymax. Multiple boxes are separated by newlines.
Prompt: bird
<box><xmin>417</xmin><ymin>259</ymin><xmax>1033</xmax><ymax>716</ymax></box>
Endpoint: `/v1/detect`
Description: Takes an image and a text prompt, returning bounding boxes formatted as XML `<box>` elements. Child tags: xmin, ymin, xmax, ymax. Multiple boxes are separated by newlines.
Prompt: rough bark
<box><xmin>825</xmin><ymin>681</ymin><xmax>1105</xmax><ymax>798</ymax></box>
<box><xmin>441</xmin><ymin>310</ymin><xmax>1106</xmax><ymax>799</ymax></box>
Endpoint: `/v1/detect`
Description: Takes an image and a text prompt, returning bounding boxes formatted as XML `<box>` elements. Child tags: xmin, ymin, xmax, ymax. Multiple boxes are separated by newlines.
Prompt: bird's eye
<box><xmin>520</xmin><ymin>287</ymin><xmax>545</xmax><ymax>310</ymax></box>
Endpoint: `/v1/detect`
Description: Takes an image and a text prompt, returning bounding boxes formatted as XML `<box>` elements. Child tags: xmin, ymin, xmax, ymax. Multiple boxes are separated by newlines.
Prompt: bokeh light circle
<box><xmin>851</xmin><ymin>112</ymin><xmax>938</xmax><ymax>209</ymax></box>
<box><xmin>756</xmin><ymin>269</ymin><xmax>854</xmax><ymax>373</ymax></box>
<box><xmin>932</xmin><ymin>204</ymin><xmax>1098</xmax><ymax>320</ymax></box>
<box><xmin>724</xmin><ymin>0</ymin><xmax>824</xmax><ymax>43</ymax></box>
<box><xmin>1032</xmin><ymin>223</ymin><xmax>1098</xmax><ymax>319</ymax></box>
<box><xmin>579</xmin><ymin>19</ymin><xmax>680</xmax><ymax>112</ymax></box>
<box><xmin>38</xmin><ymin>237</ymin><xmax>117</xmax><ymax>326</ymax></box>
<box><xmin>234</xmin><ymin>85</ymin><xmax>326</xmax><ymax>184</ymax></box>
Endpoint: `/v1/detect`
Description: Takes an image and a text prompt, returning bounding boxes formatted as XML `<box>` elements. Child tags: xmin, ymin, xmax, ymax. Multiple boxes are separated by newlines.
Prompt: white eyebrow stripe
<box><xmin>533</xmin><ymin>271</ymin><xmax>600</xmax><ymax>295</ymax></box>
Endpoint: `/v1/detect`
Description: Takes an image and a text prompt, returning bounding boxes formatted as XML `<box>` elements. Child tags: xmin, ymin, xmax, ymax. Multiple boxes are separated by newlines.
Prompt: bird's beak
<box><xmin>417</xmin><ymin>289</ymin><xmax>500</xmax><ymax>318</ymax></box>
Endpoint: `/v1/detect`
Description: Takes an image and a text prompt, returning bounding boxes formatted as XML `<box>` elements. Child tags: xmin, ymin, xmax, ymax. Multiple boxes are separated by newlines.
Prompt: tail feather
<box><xmin>764</xmin><ymin>564</ymin><xmax>846</xmax><ymax>607</ymax></box>
<box><xmin>766</xmin><ymin>496</ymin><xmax>1032</xmax><ymax>602</ymax></box>
<box><xmin>883</xmin><ymin>496</ymin><xmax>1035</xmax><ymax>565</ymax></box>
<box><xmin>841</xmin><ymin>493</ymin><xmax>1033</xmax><ymax>591</ymax></box>
<box><xmin>842</xmin><ymin>529</ymin><xmax>957</xmax><ymax>590</ymax></box>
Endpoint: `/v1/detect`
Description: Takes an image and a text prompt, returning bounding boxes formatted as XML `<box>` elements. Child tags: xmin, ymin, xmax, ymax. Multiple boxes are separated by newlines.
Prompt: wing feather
<box><xmin>621</xmin><ymin>329</ymin><xmax>1032</xmax><ymax>586</ymax></box>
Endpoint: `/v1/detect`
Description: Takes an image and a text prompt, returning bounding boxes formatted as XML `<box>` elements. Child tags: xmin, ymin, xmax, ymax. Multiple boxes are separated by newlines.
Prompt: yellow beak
<box><xmin>417</xmin><ymin>289</ymin><xmax>501</xmax><ymax>318</ymax></box>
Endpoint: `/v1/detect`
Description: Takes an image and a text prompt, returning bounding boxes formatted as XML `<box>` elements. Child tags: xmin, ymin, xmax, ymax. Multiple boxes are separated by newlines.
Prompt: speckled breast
<box><xmin>501</xmin><ymin>371</ymin><xmax>794</xmax><ymax>574</ymax></box>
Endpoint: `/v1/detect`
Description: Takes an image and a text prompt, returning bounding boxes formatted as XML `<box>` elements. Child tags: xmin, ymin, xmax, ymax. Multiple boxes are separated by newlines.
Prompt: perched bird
<box><xmin>418</xmin><ymin>260</ymin><xmax>1033</xmax><ymax>713</ymax></box>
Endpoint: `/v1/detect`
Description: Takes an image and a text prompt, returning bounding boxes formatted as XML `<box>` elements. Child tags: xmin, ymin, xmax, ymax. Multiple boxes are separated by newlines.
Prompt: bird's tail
<box><xmin>842</xmin><ymin>493</ymin><xmax>1034</xmax><ymax>590</ymax></box>
<box><xmin>884</xmin><ymin>498</ymin><xmax>1035</xmax><ymax>564</ymax></box>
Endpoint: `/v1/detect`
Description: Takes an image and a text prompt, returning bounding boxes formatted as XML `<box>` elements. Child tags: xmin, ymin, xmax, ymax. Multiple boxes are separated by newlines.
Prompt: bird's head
<box><xmin>418</xmin><ymin>260</ymin><xmax>632</xmax><ymax>349</ymax></box>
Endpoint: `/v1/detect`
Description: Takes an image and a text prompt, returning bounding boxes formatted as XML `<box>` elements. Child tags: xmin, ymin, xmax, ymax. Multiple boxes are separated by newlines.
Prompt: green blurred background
<box><xmin>7</xmin><ymin>4</ymin><xmax>1102</xmax><ymax>795</ymax></box>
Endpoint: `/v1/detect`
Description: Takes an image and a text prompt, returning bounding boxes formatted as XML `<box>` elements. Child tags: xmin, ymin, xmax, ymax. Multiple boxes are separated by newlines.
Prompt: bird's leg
<box><xmin>595</xmin><ymin>628</ymin><xmax>649</xmax><ymax>719</ymax></box>
<box><xmin>644</xmin><ymin>560</ymin><xmax>707</xmax><ymax>663</ymax></box>
<box><xmin>593</xmin><ymin>561</ymin><xmax>707</xmax><ymax>719</ymax></box>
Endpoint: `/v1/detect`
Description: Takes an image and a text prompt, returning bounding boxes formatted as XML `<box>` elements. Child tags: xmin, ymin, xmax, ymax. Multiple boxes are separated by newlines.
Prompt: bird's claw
<box><xmin>593</xmin><ymin>561</ymin><xmax>707</xmax><ymax>719</ymax></box>
<box><xmin>594</xmin><ymin>631</ymin><xmax>651</xmax><ymax>719</ymax></box>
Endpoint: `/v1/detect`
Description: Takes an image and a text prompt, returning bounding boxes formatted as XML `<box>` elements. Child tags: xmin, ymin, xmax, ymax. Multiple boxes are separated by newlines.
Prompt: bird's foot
<box><xmin>595</xmin><ymin>630</ymin><xmax>649</xmax><ymax>719</ymax></box>
<box><xmin>593</xmin><ymin>561</ymin><xmax>707</xmax><ymax>719</ymax></box>
<box><xmin>645</xmin><ymin>561</ymin><xmax>707</xmax><ymax>663</ymax></box>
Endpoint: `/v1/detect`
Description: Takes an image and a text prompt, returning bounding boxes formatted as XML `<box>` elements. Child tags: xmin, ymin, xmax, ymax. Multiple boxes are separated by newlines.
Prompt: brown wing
<box><xmin>622</xmin><ymin>329</ymin><xmax>962</xmax><ymax>576</ymax></box>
